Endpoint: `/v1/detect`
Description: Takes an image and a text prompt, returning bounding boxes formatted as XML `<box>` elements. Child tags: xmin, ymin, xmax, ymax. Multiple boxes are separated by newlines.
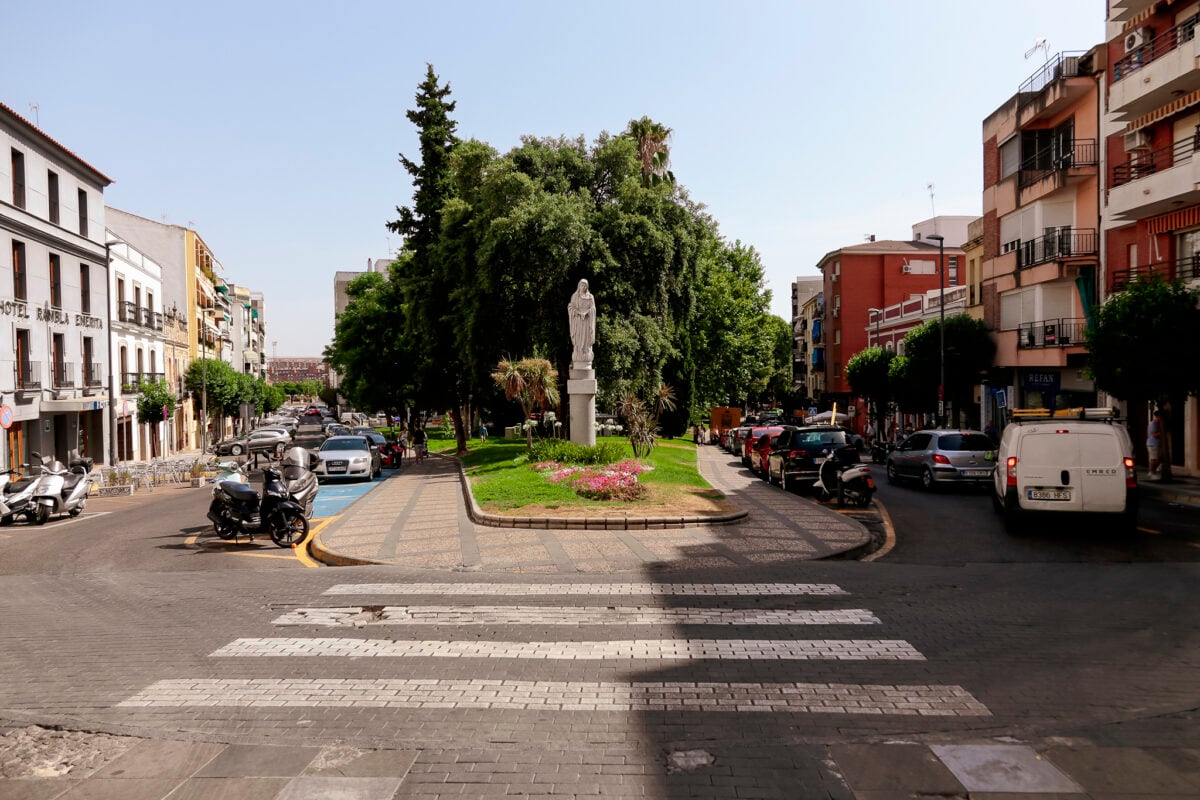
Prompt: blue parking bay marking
<box><xmin>311</xmin><ymin>470</ymin><xmax>396</xmax><ymax>518</ymax></box>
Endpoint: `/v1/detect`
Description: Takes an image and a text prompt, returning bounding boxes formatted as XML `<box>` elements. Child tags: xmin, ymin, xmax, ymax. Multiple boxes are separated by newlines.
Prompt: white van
<box><xmin>992</xmin><ymin>408</ymin><xmax>1137</xmax><ymax>533</ymax></box>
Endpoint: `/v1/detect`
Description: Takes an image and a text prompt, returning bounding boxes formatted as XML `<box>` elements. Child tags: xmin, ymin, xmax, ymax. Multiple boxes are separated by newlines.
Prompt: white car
<box><xmin>312</xmin><ymin>435</ymin><xmax>382</xmax><ymax>482</ymax></box>
<box><xmin>992</xmin><ymin>408</ymin><xmax>1137</xmax><ymax>533</ymax></box>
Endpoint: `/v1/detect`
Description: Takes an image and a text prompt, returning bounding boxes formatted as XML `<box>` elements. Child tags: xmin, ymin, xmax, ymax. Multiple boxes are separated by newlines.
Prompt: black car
<box><xmin>767</xmin><ymin>425</ymin><xmax>850</xmax><ymax>491</ymax></box>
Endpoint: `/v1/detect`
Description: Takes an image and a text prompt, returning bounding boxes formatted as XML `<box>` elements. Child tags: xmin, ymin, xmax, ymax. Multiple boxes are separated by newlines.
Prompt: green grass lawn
<box><xmin>426</xmin><ymin>433</ymin><xmax>725</xmax><ymax>513</ymax></box>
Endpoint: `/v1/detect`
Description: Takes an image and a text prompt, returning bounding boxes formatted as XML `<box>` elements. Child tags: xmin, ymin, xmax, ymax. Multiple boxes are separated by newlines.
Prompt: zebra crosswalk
<box><xmin>118</xmin><ymin>580</ymin><xmax>991</xmax><ymax>719</ymax></box>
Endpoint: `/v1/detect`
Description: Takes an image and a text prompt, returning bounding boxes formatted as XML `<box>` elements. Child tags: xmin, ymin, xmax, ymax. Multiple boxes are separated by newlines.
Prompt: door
<box><xmin>894</xmin><ymin>432</ymin><xmax>932</xmax><ymax>477</ymax></box>
<box><xmin>1076</xmin><ymin>432</ymin><xmax>1128</xmax><ymax>513</ymax></box>
<box><xmin>1016</xmin><ymin>431</ymin><xmax>1084</xmax><ymax>512</ymax></box>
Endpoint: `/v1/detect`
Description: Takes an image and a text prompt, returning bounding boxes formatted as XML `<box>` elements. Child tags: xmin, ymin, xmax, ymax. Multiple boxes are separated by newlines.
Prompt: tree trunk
<box><xmin>452</xmin><ymin>406</ymin><xmax>468</xmax><ymax>455</ymax></box>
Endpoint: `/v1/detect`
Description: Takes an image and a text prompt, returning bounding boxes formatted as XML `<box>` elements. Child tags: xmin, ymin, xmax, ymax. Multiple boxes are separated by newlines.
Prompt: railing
<box><xmin>1017</xmin><ymin>51</ymin><xmax>1089</xmax><ymax>113</ymax></box>
<box><xmin>1018</xmin><ymin>139</ymin><xmax>1098</xmax><ymax>188</ymax></box>
<box><xmin>119</xmin><ymin>301</ymin><xmax>137</xmax><ymax>323</ymax></box>
<box><xmin>120</xmin><ymin>372</ymin><xmax>166</xmax><ymax>393</ymax></box>
<box><xmin>15</xmin><ymin>362</ymin><xmax>40</xmax><ymax>390</ymax></box>
<box><xmin>1017</xmin><ymin>228</ymin><xmax>1098</xmax><ymax>269</ymax></box>
<box><xmin>1111</xmin><ymin>255</ymin><xmax>1200</xmax><ymax>291</ymax></box>
<box><xmin>1113</xmin><ymin>14</ymin><xmax>1200</xmax><ymax>82</ymax></box>
<box><xmin>85</xmin><ymin>362</ymin><xmax>103</xmax><ymax>387</ymax></box>
<box><xmin>53</xmin><ymin>362</ymin><xmax>75</xmax><ymax>388</ymax></box>
<box><xmin>1017</xmin><ymin>318</ymin><xmax>1087</xmax><ymax>349</ymax></box>
<box><xmin>152</xmin><ymin>311</ymin><xmax>163</xmax><ymax>331</ymax></box>
<box><xmin>1112</xmin><ymin>133</ymin><xmax>1200</xmax><ymax>187</ymax></box>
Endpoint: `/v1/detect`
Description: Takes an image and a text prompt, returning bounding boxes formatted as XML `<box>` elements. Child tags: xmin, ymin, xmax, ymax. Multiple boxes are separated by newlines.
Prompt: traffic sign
<box><xmin>0</xmin><ymin>405</ymin><xmax>12</xmax><ymax>429</ymax></box>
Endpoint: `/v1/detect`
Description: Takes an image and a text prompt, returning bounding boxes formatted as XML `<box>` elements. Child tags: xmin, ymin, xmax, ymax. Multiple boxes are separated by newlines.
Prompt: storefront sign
<box><xmin>1023</xmin><ymin>371</ymin><xmax>1061</xmax><ymax>392</ymax></box>
<box><xmin>0</xmin><ymin>300</ymin><xmax>30</xmax><ymax>319</ymax></box>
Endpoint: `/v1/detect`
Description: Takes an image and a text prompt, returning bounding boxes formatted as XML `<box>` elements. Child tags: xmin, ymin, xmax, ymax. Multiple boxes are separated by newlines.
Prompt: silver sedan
<box><xmin>312</xmin><ymin>435</ymin><xmax>382</xmax><ymax>482</ymax></box>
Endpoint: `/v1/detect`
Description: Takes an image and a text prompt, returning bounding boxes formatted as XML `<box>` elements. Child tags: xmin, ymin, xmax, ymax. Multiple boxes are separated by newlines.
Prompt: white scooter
<box><xmin>814</xmin><ymin>445</ymin><xmax>876</xmax><ymax>508</ymax></box>
<box><xmin>1</xmin><ymin>456</ymin><xmax>48</xmax><ymax>525</ymax></box>
<box><xmin>30</xmin><ymin>458</ymin><xmax>91</xmax><ymax>524</ymax></box>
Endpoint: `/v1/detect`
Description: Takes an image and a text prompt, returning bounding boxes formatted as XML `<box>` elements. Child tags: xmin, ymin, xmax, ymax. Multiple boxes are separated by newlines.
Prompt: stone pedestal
<box><xmin>567</xmin><ymin>361</ymin><xmax>596</xmax><ymax>447</ymax></box>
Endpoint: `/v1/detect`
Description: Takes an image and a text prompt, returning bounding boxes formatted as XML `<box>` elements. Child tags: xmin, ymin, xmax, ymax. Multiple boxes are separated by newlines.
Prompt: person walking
<box><xmin>479</xmin><ymin>423</ymin><xmax>488</xmax><ymax>444</ymax></box>
<box><xmin>411</xmin><ymin>425</ymin><xmax>428</xmax><ymax>465</ymax></box>
<box><xmin>1147</xmin><ymin>408</ymin><xmax>1163</xmax><ymax>480</ymax></box>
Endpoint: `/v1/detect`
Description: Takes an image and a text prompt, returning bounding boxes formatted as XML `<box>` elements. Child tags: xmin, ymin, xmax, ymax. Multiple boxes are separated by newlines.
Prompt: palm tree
<box><xmin>491</xmin><ymin>357</ymin><xmax>561</xmax><ymax>448</ymax></box>
<box><xmin>626</xmin><ymin>116</ymin><xmax>675</xmax><ymax>188</ymax></box>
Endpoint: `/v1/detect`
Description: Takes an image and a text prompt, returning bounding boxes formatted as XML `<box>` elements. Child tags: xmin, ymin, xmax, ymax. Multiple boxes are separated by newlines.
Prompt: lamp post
<box><xmin>867</xmin><ymin>308</ymin><xmax>884</xmax><ymax>347</ymax></box>
<box><xmin>927</xmin><ymin>234</ymin><xmax>946</xmax><ymax>427</ymax></box>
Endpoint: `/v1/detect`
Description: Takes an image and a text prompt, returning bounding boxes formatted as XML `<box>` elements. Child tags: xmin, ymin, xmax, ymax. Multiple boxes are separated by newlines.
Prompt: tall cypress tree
<box><xmin>386</xmin><ymin>64</ymin><xmax>469</xmax><ymax>451</ymax></box>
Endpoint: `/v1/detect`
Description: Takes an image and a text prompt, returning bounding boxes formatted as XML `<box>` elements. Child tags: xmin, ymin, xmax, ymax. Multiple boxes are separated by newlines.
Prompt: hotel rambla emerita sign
<box><xmin>0</xmin><ymin>300</ymin><xmax>104</xmax><ymax>329</ymax></box>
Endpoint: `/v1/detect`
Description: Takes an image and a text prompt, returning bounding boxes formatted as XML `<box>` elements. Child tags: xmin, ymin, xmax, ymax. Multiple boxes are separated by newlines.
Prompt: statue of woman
<box><xmin>568</xmin><ymin>279</ymin><xmax>596</xmax><ymax>363</ymax></box>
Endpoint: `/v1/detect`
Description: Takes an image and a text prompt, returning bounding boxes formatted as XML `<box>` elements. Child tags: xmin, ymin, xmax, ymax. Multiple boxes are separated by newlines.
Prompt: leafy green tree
<box><xmin>845</xmin><ymin>346</ymin><xmax>895</xmax><ymax>435</ymax></box>
<box><xmin>186</xmin><ymin>358</ymin><xmax>238</xmax><ymax>443</ymax></box>
<box><xmin>136</xmin><ymin>379</ymin><xmax>176</xmax><ymax>457</ymax></box>
<box><xmin>491</xmin><ymin>357</ymin><xmax>560</xmax><ymax>449</ymax></box>
<box><xmin>324</xmin><ymin>269</ymin><xmax>412</xmax><ymax>419</ymax></box>
<box><xmin>1087</xmin><ymin>274</ymin><xmax>1200</xmax><ymax>403</ymax></box>
<box><xmin>897</xmin><ymin>315</ymin><xmax>996</xmax><ymax>426</ymax></box>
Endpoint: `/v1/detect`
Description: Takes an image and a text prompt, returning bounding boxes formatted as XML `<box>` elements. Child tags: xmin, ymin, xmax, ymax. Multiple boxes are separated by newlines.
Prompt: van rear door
<box><xmin>1076</xmin><ymin>431</ymin><xmax>1127</xmax><ymax>513</ymax></box>
<box><xmin>1017</xmin><ymin>431</ymin><xmax>1084</xmax><ymax>512</ymax></box>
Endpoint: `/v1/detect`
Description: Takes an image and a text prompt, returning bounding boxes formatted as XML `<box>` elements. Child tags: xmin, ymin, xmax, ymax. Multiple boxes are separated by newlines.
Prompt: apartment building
<box><xmin>817</xmin><ymin>218</ymin><xmax>968</xmax><ymax>404</ymax></box>
<box><xmin>1</xmin><ymin>102</ymin><xmax>112</xmax><ymax>468</ymax></box>
<box><xmin>790</xmin><ymin>276</ymin><xmax>822</xmax><ymax>397</ymax></box>
<box><xmin>1105</xmin><ymin>0</ymin><xmax>1200</xmax><ymax>475</ymax></box>
<box><xmin>794</xmin><ymin>290</ymin><xmax>824</xmax><ymax>404</ymax></box>
<box><xmin>980</xmin><ymin>48</ymin><xmax>1104</xmax><ymax>421</ymax></box>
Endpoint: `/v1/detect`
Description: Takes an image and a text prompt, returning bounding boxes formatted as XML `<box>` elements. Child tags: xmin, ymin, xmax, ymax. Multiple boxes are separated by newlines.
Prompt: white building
<box><xmin>107</xmin><ymin>231</ymin><xmax>168</xmax><ymax>461</ymax></box>
<box><xmin>1</xmin><ymin>102</ymin><xmax>113</xmax><ymax>468</ymax></box>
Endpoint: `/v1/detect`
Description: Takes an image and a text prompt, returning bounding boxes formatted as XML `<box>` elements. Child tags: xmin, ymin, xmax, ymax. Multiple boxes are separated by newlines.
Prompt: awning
<box><xmin>40</xmin><ymin>397</ymin><xmax>109</xmax><ymax>412</ymax></box>
<box><xmin>1125</xmin><ymin>0</ymin><xmax>1184</xmax><ymax>30</ymax></box>
<box><xmin>1124</xmin><ymin>87</ymin><xmax>1200</xmax><ymax>133</ymax></box>
<box><xmin>215</xmin><ymin>284</ymin><xmax>229</xmax><ymax>294</ymax></box>
<box><xmin>1147</xmin><ymin>203</ymin><xmax>1200</xmax><ymax>233</ymax></box>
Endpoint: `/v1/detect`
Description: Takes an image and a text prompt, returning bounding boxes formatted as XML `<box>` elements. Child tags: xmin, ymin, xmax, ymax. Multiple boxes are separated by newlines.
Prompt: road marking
<box><xmin>118</xmin><ymin>678</ymin><xmax>987</xmax><ymax>715</ymax></box>
<box><xmin>210</xmin><ymin>637</ymin><xmax>925</xmax><ymax>660</ymax></box>
<box><xmin>324</xmin><ymin>583</ymin><xmax>849</xmax><ymax>596</ymax></box>
<box><xmin>863</xmin><ymin>495</ymin><xmax>897</xmax><ymax>562</ymax></box>
<box><xmin>1138</xmin><ymin>526</ymin><xmax>1161</xmax><ymax>534</ymax></box>
<box><xmin>293</xmin><ymin>517</ymin><xmax>330</xmax><ymax>568</ymax></box>
<box><xmin>273</xmin><ymin>606</ymin><xmax>883</xmax><ymax>627</ymax></box>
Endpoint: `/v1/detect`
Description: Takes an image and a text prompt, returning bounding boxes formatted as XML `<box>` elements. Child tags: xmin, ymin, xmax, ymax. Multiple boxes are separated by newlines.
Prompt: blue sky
<box><xmin>2</xmin><ymin>1</ymin><xmax>1104</xmax><ymax>357</ymax></box>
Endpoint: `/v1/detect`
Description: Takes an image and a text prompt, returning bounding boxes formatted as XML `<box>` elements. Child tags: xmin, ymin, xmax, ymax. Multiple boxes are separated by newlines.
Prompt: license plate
<box><xmin>963</xmin><ymin>469</ymin><xmax>991</xmax><ymax>478</ymax></box>
<box><xmin>329</xmin><ymin>461</ymin><xmax>348</xmax><ymax>474</ymax></box>
<box><xmin>1029</xmin><ymin>489</ymin><xmax>1071</xmax><ymax>501</ymax></box>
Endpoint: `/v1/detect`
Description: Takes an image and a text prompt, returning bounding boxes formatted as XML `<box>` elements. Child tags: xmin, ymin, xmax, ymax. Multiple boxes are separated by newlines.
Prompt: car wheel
<box><xmin>886</xmin><ymin>463</ymin><xmax>898</xmax><ymax>484</ymax></box>
<box><xmin>921</xmin><ymin>468</ymin><xmax>936</xmax><ymax>491</ymax></box>
<box><xmin>230</xmin><ymin>444</ymin><xmax>243</xmax><ymax>456</ymax></box>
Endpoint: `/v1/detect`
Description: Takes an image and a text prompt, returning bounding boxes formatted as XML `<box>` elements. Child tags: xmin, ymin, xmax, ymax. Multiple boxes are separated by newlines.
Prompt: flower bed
<box><xmin>531</xmin><ymin>459</ymin><xmax>651</xmax><ymax>501</ymax></box>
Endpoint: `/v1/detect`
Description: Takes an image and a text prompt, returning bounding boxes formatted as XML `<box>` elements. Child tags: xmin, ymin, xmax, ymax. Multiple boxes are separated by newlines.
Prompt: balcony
<box><xmin>1016</xmin><ymin>52</ymin><xmax>1093</xmax><ymax>126</ymax></box>
<box><xmin>52</xmin><ymin>363</ymin><xmax>75</xmax><ymax>389</ymax></box>
<box><xmin>15</xmin><ymin>362</ymin><xmax>40</xmax><ymax>391</ymax></box>
<box><xmin>1111</xmin><ymin>14</ymin><xmax>1200</xmax><ymax>120</ymax></box>
<box><xmin>83</xmin><ymin>362</ymin><xmax>103</xmax><ymax>393</ymax></box>
<box><xmin>1111</xmin><ymin>255</ymin><xmax>1200</xmax><ymax>291</ymax></box>
<box><xmin>1109</xmin><ymin>137</ymin><xmax>1200</xmax><ymax>221</ymax></box>
<box><xmin>118</xmin><ymin>301</ymin><xmax>138</xmax><ymax>324</ymax></box>
<box><xmin>1018</xmin><ymin>139</ymin><xmax>1098</xmax><ymax>195</ymax></box>
<box><xmin>121</xmin><ymin>372</ymin><xmax>166</xmax><ymax>393</ymax></box>
<box><xmin>1016</xmin><ymin>318</ymin><xmax>1087</xmax><ymax>349</ymax></box>
<box><xmin>1017</xmin><ymin>228</ymin><xmax>1098</xmax><ymax>269</ymax></box>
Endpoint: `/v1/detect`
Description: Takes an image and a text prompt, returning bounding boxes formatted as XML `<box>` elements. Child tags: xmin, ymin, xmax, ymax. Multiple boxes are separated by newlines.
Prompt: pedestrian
<box><xmin>412</xmin><ymin>425</ymin><xmax>428</xmax><ymax>464</ymax></box>
<box><xmin>479</xmin><ymin>422</ymin><xmax>488</xmax><ymax>444</ymax></box>
<box><xmin>864</xmin><ymin>420</ymin><xmax>876</xmax><ymax>447</ymax></box>
<box><xmin>1147</xmin><ymin>408</ymin><xmax>1163</xmax><ymax>480</ymax></box>
<box><xmin>397</xmin><ymin>427</ymin><xmax>409</xmax><ymax>466</ymax></box>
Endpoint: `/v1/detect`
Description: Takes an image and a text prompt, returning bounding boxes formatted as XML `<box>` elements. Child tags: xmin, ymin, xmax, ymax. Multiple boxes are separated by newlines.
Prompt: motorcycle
<box><xmin>279</xmin><ymin>446</ymin><xmax>318</xmax><ymax>519</ymax></box>
<box><xmin>30</xmin><ymin>458</ymin><xmax>90</xmax><ymax>524</ymax></box>
<box><xmin>1</xmin><ymin>455</ymin><xmax>49</xmax><ymax>525</ymax></box>
<box><xmin>814</xmin><ymin>444</ymin><xmax>876</xmax><ymax>508</ymax></box>
<box><xmin>869</xmin><ymin>441</ymin><xmax>892</xmax><ymax>464</ymax></box>
<box><xmin>207</xmin><ymin>462</ymin><xmax>308</xmax><ymax>547</ymax></box>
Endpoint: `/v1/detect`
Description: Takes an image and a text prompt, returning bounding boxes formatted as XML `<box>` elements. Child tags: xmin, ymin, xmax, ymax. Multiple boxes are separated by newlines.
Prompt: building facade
<box><xmin>789</xmin><ymin>276</ymin><xmax>822</xmax><ymax>398</ymax></box>
<box><xmin>1</xmin><ymin>102</ymin><xmax>112</xmax><ymax>468</ymax></box>
<box><xmin>1105</xmin><ymin>0</ymin><xmax>1200</xmax><ymax>475</ymax></box>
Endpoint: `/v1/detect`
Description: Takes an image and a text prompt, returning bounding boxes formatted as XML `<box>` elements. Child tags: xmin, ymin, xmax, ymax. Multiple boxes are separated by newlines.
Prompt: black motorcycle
<box><xmin>207</xmin><ymin>464</ymin><xmax>308</xmax><ymax>547</ymax></box>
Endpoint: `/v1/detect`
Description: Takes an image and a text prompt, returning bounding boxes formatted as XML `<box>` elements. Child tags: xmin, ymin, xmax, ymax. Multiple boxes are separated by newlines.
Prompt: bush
<box><xmin>530</xmin><ymin>439</ymin><xmax>626</xmax><ymax>466</ymax></box>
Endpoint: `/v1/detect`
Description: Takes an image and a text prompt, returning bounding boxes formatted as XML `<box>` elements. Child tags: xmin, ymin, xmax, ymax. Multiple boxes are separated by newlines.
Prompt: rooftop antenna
<box><xmin>927</xmin><ymin>183</ymin><xmax>939</xmax><ymax>236</ymax></box>
<box><xmin>1025</xmin><ymin>37</ymin><xmax>1049</xmax><ymax>65</ymax></box>
<box><xmin>27</xmin><ymin>103</ymin><xmax>39</xmax><ymax>127</ymax></box>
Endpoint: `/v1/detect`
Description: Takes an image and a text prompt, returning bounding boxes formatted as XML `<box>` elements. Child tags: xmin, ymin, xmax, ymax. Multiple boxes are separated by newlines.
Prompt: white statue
<box><xmin>568</xmin><ymin>279</ymin><xmax>596</xmax><ymax>363</ymax></box>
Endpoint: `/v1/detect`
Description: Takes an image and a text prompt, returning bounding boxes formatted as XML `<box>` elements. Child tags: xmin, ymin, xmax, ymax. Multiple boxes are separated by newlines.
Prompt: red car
<box><xmin>742</xmin><ymin>426</ymin><xmax>784</xmax><ymax>469</ymax></box>
<box><xmin>750</xmin><ymin>428</ymin><xmax>786</xmax><ymax>476</ymax></box>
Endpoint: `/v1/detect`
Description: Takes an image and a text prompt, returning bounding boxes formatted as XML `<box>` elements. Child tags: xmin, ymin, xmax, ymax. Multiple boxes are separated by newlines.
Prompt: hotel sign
<box><xmin>0</xmin><ymin>300</ymin><xmax>104</xmax><ymax>329</ymax></box>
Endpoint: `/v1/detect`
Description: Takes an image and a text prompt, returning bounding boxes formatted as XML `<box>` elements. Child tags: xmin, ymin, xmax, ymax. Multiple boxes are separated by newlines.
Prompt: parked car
<box><xmin>767</xmin><ymin>425</ymin><xmax>850</xmax><ymax>491</ymax></box>
<box><xmin>324</xmin><ymin>424</ymin><xmax>352</xmax><ymax>437</ymax></box>
<box><xmin>726</xmin><ymin>426</ymin><xmax>752</xmax><ymax>456</ymax></box>
<box><xmin>213</xmin><ymin>428</ymin><xmax>290</xmax><ymax>457</ymax></box>
<box><xmin>254</xmin><ymin>424</ymin><xmax>295</xmax><ymax>441</ymax></box>
<box><xmin>749</xmin><ymin>426</ymin><xmax>788</xmax><ymax>476</ymax></box>
<box><xmin>312</xmin><ymin>435</ymin><xmax>382</xmax><ymax>482</ymax></box>
<box><xmin>742</xmin><ymin>426</ymin><xmax>784</xmax><ymax>467</ymax></box>
<box><xmin>886</xmin><ymin>429</ymin><xmax>997</xmax><ymax>490</ymax></box>
<box><xmin>351</xmin><ymin>426</ymin><xmax>378</xmax><ymax>437</ymax></box>
<box><xmin>992</xmin><ymin>408</ymin><xmax>1136</xmax><ymax>533</ymax></box>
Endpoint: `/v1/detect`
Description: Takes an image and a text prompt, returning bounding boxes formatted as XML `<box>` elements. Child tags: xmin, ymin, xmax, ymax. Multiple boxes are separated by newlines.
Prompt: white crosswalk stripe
<box><xmin>324</xmin><ymin>582</ymin><xmax>848</xmax><ymax>596</ymax></box>
<box><xmin>273</xmin><ymin>606</ymin><xmax>883</xmax><ymax>626</ymax></box>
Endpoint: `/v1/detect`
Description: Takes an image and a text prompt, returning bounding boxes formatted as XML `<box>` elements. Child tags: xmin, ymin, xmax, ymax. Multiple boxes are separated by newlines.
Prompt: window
<box><xmin>52</xmin><ymin>333</ymin><xmax>66</xmax><ymax>386</ymax></box>
<box><xmin>82</xmin><ymin>337</ymin><xmax>95</xmax><ymax>385</ymax></box>
<box><xmin>48</xmin><ymin>171</ymin><xmax>59</xmax><ymax>224</ymax></box>
<box><xmin>77</xmin><ymin>189</ymin><xmax>88</xmax><ymax>237</ymax></box>
<box><xmin>11</xmin><ymin>149</ymin><xmax>25</xmax><ymax>208</ymax></box>
<box><xmin>12</xmin><ymin>240</ymin><xmax>27</xmax><ymax>301</ymax></box>
<box><xmin>49</xmin><ymin>254</ymin><xmax>62</xmax><ymax>308</ymax></box>
<box><xmin>834</xmin><ymin>329</ymin><xmax>841</xmax><ymax>345</ymax></box>
<box><xmin>949</xmin><ymin>256</ymin><xmax>959</xmax><ymax>286</ymax></box>
<box><xmin>15</xmin><ymin>329</ymin><xmax>31</xmax><ymax>387</ymax></box>
<box><xmin>79</xmin><ymin>264</ymin><xmax>91</xmax><ymax>314</ymax></box>
<box><xmin>116</xmin><ymin>277</ymin><xmax>125</xmax><ymax>305</ymax></box>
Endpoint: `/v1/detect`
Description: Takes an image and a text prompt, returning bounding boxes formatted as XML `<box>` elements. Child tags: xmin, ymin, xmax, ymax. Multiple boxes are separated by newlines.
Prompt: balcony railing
<box><xmin>1017</xmin><ymin>51</ymin><xmax>1089</xmax><ymax>114</ymax></box>
<box><xmin>119</xmin><ymin>301</ymin><xmax>137</xmax><ymax>324</ymax></box>
<box><xmin>1111</xmin><ymin>255</ymin><xmax>1200</xmax><ymax>291</ymax></box>
<box><xmin>15</xmin><ymin>362</ymin><xmax>40</xmax><ymax>390</ymax></box>
<box><xmin>1112</xmin><ymin>132</ymin><xmax>1200</xmax><ymax>187</ymax></box>
<box><xmin>1113</xmin><ymin>13</ymin><xmax>1200</xmax><ymax>82</ymax></box>
<box><xmin>52</xmin><ymin>362</ymin><xmax>75</xmax><ymax>388</ymax></box>
<box><xmin>1017</xmin><ymin>318</ymin><xmax>1087</xmax><ymax>349</ymax></box>
<box><xmin>1017</xmin><ymin>228</ymin><xmax>1098</xmax><ymax>269</ymax></box>
<box><xmin>120</xmin><ymin>372</ymin><xmax>166</xmax><ymax>393</ymax></box>
<box><xmin>85</xmin><ymin>362</ymin><xmax>103</xmax><ymax>387</ymax></box>
<box><xmin>1018</xmin><ymin>139</ymin><xmax>1098</xmax><ymax>188</ymax></box>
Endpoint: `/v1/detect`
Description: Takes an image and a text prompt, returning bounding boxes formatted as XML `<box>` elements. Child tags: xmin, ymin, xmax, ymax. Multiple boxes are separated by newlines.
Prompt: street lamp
<box><xmin>867</xmin><ymin>308</ymin><xmax>884</xmax><ymax>347</ymax></box>
<box><xmin>927</xmin><ymin>233</ymin><xmax>946</xmax><ymax>427</ymax></box>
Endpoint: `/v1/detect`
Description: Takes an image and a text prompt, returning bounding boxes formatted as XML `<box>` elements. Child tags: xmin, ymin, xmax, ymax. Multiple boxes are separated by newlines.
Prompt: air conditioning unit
<box><xmin>901</xmin><ymin>264</ymin><xmax>913</xmax><ymax>274</ymax></box>
<box><xmin>832</xmin><ymin>308</ymin><xmax>840</xmax><ymax>318</ymax></box>
<box><xmin>1123</xmin><ymin>130</ymin><xmax>1151</xmax><ymax>152</ymax></box>
<box><xmin>1124</xmin><ymin>27</ymin><xmax>1151</xmax><ymax>53</ymax></box>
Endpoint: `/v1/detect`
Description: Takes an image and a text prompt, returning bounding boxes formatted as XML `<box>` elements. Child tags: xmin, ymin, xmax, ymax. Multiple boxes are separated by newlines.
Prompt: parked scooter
<box><xmin>30</xmin><ymin>458</ymin><xmax>90</xmax><ymax>524</ymax></box>
<box><xmin>279</xmin><ymin>446</ymin><xmax>318</xmax><ymax>519</ymax></box>
<box><xmin>869</xmin><ymin>441</ymin><xmax>892</xmax><ymax>464</ymax></box>
<box><xmin>814</xmin><ymin>444</ymin><xmax>876</xmax><ymax>508</ymax></box>
<box><xmin>1</xmin><ymin>454</ymin><xmax>48</xmax><ymax>525</ymax></box>
<box><xmin>207</xmin><ymin>463</ymin><xmax>308</xmax><ymax>547</ymax></box>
